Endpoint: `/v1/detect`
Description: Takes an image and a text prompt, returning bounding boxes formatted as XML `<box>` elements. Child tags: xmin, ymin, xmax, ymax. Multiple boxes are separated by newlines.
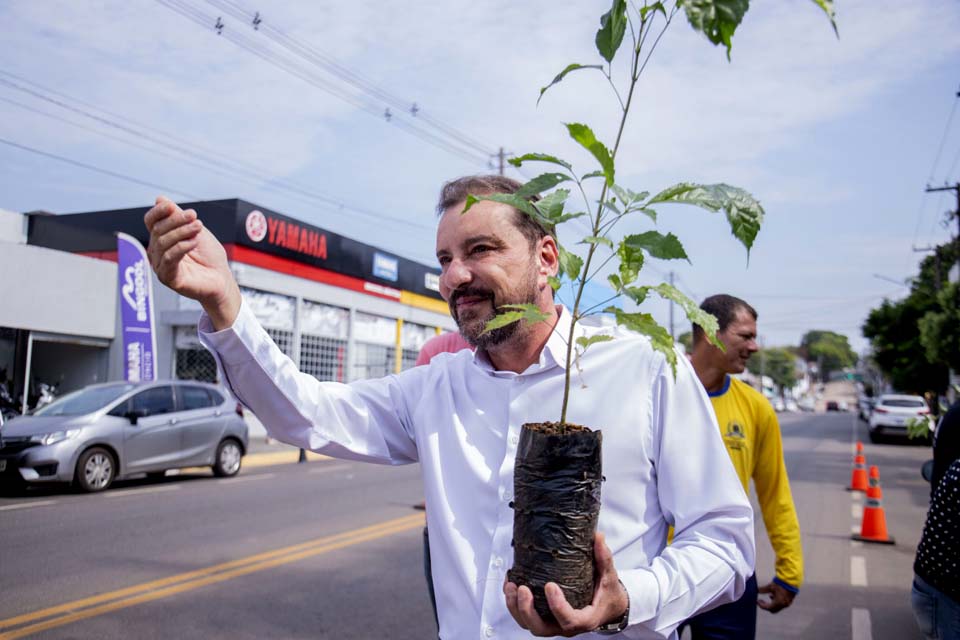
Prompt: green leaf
<box><xmin>548</xmin><ymin>276</ymin><xmax>562</xmax><ymax>292</ymax></box>
<box><xmin>480</xmin><ymin>304</ymin><xmax>551</xmax><ymax>335</ymax></box>
<box><xmin>595</xmin><ymin>0</ymin><xmax>628</xmax><ymax>63</ymax></box>
<box><xmin>580</xmin><ymin>235</ymin><xmax>614</xmax><ymax>249</ymax></box>
<box><xmin>617</xmin><ymin>240</ymin><xmax>644</xmax><ymax>285</ymax></box>
<box><xmin>507</xmin><ymin>153</ymin><xmax>572</xmax><ymax>171</ymax></box>
<box><xmin>581</xmin><ymin>170</ymin><xmax>606</xmax><ymax>180</ymax></box>
<box><xmin>682</xmin><ymin>0</ymin><xmax>749</xmax><ymax>60</ymax></box>
<box><xmin>602</xmin><ymin>199</ymin><xmax>623</xmax><ymax>216</ymax></box>
<box><xmin>538</xmin><ymin>64</ymin><xmax>604</xmax><ymax>105</ymax></box>
<box><xmin>640</xmin><ymin>1</ymin><xmax>667</xmax><ymax>20</ymax></box>
<box><xmin>465</xmin><ymin>192</ymin><xmax>556</xmax><ymax>235</ymax></box>
<box><xmin>576</xmin><ymin>334</ymin><xmax>615</xmax><ymax>350</ymax></box>
<box><xmin>623</xmin><ymin>231</ymin><xmax>689</xmax><ymax>261</ymax></box>
<box><xmin>623</xmin><ymin>285</ymin><xmax>650</xmax><ymax>305</ymax></box>
<box><xmin>516</xmin><ymin>173</ymin><xmax>571</xmax><ymax>198</ymax></box>
<box><xmin>607</xmin><ymin>308</ymin><xmax>677</xmax><ymax>376</ymax></box>
<box><xmin>650</xmin><ymin>283</ymin><xmax>723</xmax><ymax>351</ymax></box>
<box><xmin>648</xmin><ymin>182</ymin><xmax>764</xmax><ymax>254</ymax></box>
<box><xmin>566</xmin><ymin>123</ymin><xmax>615</xmax><ymax>186</ymax></box>
<box><xmin>635</xmin><ymin>207</ymin><xmax>658</xmax><ymax>222</ymax></box>
<box><xmin>810</xmin><ymin>0</ymin><xmax>839</xmax><ymax>37</ymax></box>
<box><xmin>534</xmin><ymin>189</ymin><xmax>571</xmax><ymax>219</ymax></box>
<box><xmin>558</xmin><ymin>245</ymin><xmax>584</xmax><ymax>280</ymax></box>
<box><xmin>607</xmin><ymin>274</ymin><xmax>623</xmax><ymax>291</ymax></box>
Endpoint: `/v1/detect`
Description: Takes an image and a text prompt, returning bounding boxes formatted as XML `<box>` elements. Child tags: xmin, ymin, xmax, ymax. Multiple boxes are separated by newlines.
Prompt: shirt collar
<box><xmin>707</xmin><ymin>375</ymin><xmax>732</xmax><ymax>397</ymax></box>
<box><xmin>472</xmin><ymin>305</ymin><xmax>571</xmax><ymax>377</ymax></box>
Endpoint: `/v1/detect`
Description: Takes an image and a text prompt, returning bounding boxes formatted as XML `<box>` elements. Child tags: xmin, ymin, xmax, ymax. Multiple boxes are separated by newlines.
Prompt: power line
<box><xmin>912</xmin><ymin>85</ymin><xmax>959</xmax><ymax>249</ymax></box>
<box><xmin>156</xmin><ymin>0</ymin><xmax>497</xmax><ymax>168</ymax></box>
<box><xmin>205</xmin><ymin>0</ymin><xmax>499</xmax><ymax>157</ymax></box>
<box><xmin>0</xmin><ymin>137</ymin><xmax>205</xmax><ymax>200</ymax></box>
<box><xmin>0</xmin><ymin>71</ymin><xmax>437</xmax><ymax>234</ymax></box>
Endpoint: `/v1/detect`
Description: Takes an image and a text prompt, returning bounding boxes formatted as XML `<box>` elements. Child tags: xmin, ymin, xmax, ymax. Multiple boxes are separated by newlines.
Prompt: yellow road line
<box><xmin>0</xmin><ymin>513</ymin><xmax>424</xmax><ymax>639</ymax></box>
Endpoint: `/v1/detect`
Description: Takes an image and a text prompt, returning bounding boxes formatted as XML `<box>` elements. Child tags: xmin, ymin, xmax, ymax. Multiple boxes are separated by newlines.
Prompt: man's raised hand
<box><xmin>144</xmin><ymin>196</ymin><xmax>240</xmax><ymax>329</ymax></box>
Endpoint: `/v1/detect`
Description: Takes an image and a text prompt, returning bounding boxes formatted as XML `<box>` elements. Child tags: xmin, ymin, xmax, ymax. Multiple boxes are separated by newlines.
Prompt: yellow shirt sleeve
<box><xmin>752</xmin><ymin>398</ymin><xmax>804</xmax><ymax>589</ymax></box>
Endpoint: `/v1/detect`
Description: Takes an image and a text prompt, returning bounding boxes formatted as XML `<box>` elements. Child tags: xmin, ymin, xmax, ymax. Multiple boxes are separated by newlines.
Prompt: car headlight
<box><xmin>30</xmin><ymin>429</ymin><xmax>81</xmax><ymax>446</ymax></box>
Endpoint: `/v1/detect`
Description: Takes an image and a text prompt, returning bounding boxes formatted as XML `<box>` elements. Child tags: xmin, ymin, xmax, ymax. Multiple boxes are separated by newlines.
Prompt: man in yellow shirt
<box><xmin>683</xmin><ymin>294</ymin><xmax>803</xmax><ymax>639</ymax></box>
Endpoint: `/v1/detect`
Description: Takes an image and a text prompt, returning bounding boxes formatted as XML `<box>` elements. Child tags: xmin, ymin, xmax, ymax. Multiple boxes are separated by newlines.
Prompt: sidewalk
<box><xmin>243</xmin><ymin>435</ymin><xmax>331</xmax><ymax>469</ymax></box>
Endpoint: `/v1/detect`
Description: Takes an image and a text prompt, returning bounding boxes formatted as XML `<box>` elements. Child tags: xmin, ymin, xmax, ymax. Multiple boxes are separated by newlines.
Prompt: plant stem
<box><xmin>559</xmin><ymin>15</ymin><xmax>649</xmax><ymax>425</ymax></box>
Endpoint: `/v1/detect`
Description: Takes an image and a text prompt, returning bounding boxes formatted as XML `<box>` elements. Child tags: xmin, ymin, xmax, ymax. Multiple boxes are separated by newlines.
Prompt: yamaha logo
<box><xmin>245</xmin><ymin>210</ymin><xmax>268</xmax><ymax>242</ymax></box>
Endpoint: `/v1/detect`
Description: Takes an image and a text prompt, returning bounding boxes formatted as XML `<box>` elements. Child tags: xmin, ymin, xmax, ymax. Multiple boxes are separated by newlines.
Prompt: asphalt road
<box><xmin>0</xmin><ymin>410</ymin><xmax>934</xmax><ymax>640</ymax></box>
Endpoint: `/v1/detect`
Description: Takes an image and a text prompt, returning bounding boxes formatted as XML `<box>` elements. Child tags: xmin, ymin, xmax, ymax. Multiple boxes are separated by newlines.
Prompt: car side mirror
<box><xmin>125</xmin><ymin>409</ymin><xmax>148</xmax><ymax>424</ymax></box>
<box><xmin>921</xmin><ymin>459</ymin><xmax>934</xmax><ymax>483</ymax></box>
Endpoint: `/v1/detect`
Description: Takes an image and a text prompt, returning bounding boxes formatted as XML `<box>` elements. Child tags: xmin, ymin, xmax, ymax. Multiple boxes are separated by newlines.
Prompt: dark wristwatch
<box><xmin>595</xmin><ymin>580</ymin><xmax>630</xmax><ymax>634</ymax></box>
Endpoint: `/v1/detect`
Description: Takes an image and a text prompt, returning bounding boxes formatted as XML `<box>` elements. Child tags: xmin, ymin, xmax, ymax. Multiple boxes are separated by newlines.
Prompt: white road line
<box><xmin>217</xmin><ymin>472</ymin><xmax>275</xmax><ymax>484</ymax></box>
<box><xmin>307</xmin><ymin>465</ymin><xmax>350</xmax><ymax>475</ymax></box>
<box><xmin>851</xmin><ymin>540</ymin><xmax>863</xmax><ymax>548</ymax></box>
<box><xmin>104</xmin><ymin>485</ymin><xmax>182</xmax><ymax>498</ymax></box>
<box><xmin>851</xmin><ymin>524</ymin><xmax>861</xmax><ymax>534</ymax></box>
<box><xmin>852</xmin><ymin>607</ymin><xmax>873</xmax><ymax>640</ymax></box>
<box><xmin>852</xmin><ymin>503</ymin><xmax>863</xmax><ymax>520</ymax></box>
<box><xmin>0</xmin><ymin>499</ymin><xmax>58</xmax><ymax>511</ymax></box>
<box><xmin>851</xmin><ymin>556</ymin><xmax>868</xmax><ymax>587</ymax></box>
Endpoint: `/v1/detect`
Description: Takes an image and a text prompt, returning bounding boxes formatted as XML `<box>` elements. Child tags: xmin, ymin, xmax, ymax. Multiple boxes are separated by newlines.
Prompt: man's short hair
<box><xmin>693</xmin><ymin>294</ymin><xmax>758</xmax><ymax>345</ymax></box>
<box><xmin>436</xmin><ymin>174</ymin><xmax>554</xmax><ymax>248</ymax></box>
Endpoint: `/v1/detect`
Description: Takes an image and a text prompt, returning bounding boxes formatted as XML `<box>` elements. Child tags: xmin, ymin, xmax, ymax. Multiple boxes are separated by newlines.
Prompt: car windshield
<box><xmin>882</xmin><ymin>399</ymin><xmax>925</xmax><ymax>408</ymax></box>
<box><xmin>34</xmin><ymin>383</ymin><xmax>137</xmax><ymax>416</ymax></box>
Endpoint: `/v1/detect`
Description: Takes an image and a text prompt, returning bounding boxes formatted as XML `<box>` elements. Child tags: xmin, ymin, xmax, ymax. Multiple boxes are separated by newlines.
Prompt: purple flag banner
<box><xmin>117</xmin><ymin>233</ymin><xmax>158</xmax><ymax>382</ymax></box>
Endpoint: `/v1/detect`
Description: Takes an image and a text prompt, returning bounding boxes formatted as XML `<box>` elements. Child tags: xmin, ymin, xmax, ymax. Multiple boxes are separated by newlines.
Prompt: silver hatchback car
<box><xmin>0</xmin><ymin>380</ymin><xmax>248</xmax><ymax>492</ymax></box>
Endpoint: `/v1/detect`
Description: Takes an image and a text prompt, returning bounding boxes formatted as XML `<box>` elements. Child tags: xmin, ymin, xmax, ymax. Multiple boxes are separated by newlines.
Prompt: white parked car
<box><xmin>868</xmin><ymin>394</ymin><xmax>931</xmax><ymax>443</ymax></box>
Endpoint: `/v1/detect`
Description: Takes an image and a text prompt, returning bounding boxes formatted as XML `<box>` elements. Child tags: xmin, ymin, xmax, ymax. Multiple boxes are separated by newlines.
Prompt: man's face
<box><xmin>435</xmin><ymin>199</ymin><xmax>556</xmax><ymax>348</ymax></box>
<box><xmin>715</xmin><ymin>309</ymin><xmax>759</xmax><ymax>374</ymax></box>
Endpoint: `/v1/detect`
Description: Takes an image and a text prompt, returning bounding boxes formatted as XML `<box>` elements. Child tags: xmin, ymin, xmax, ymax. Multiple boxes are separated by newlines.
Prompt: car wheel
<box><xmin>75</xmin><ymin>447</ymin><xmax>116</xmax><ymax>493</ymax></box>
<box><xmin>212</xmin><ymin>439</ymin><xmax>242</xmax><ymax>478</ymax></box>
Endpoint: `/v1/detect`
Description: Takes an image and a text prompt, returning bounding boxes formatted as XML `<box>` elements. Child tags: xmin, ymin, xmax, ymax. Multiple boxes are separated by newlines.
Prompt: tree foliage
<box><xmin>473</xmin><ymin>0</ymin><xmax>836</xmax><ymax>423</ymax></box>
<box><xmin>862</xmin><ymin>243</ymin><xmax>958</xmax><ymax>395</ymax></box>
<box><xmin>746</xmin><ymin>347</ymin><xmax>798</xmax><ymax>390</ymax></box>
<box><xmin>800</xmin><ymin>330</ymin><xmax>856</xmax><ymax>380</ymax></box>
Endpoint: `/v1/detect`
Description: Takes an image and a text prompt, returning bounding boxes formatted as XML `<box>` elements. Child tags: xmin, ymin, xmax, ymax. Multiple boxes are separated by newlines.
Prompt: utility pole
<box><xmin>497</xmin><ymin>147</ymin><xmax>505</xmax><ymax>176</ymax></box>
<box><xmin>668</xmin><ymin>271</ymin><xmax>675</xmax><ymax>339</ymax></box>
<box><xmin>925</xmin><ymin>182</ymin><xmax>960</xmax><ymax>273</ymax></box>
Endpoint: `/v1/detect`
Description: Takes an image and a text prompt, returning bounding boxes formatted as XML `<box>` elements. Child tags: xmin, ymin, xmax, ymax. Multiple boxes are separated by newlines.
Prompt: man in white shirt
<box><xmin>144</xmin><ymin>175</ymin><xmax>754</xmax><ymax>639</ymax></box>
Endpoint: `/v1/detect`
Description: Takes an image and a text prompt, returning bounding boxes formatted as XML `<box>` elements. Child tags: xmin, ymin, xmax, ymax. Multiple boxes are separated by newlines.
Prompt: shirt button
<box><xmin>485</xmin><ymin>626</ymin><xmax>495</xmax><ymax>637</ymax></box>
<box><xmin>492</xmin><ymin>556</ymin><xmax>503</xmax><ymax>568</ymax></box>
<box><xmin>510</xmin><ymin>435</ymin><xmax>519</xmax><ymax>445</ymax></box>
<box><xmin>503</xmin><ymin>490</ymin><xmax>512</xmax><ymax>501</ymax></box>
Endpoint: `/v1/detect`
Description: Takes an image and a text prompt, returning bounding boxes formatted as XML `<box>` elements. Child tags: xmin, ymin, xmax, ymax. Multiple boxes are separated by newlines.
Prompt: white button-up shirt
<box><xmin>200</xmin><ymin>302</ymin><xmax>754</xmax><ymax>639</ymax></box>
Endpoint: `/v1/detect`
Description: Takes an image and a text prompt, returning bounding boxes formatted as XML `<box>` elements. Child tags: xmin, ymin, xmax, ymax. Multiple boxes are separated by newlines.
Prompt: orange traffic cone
<box><xmin>866</xmin><ymin>465</ymin><xmax>882</xmax><ymax>501</ymax></box>
<box><xmin>848</xmin><ymin>446</ymin><xmax>868</xmax><ymax>492</ymax></box>
<box><xmin>852</xmin><ymin>466</ymin><xmax>895</xmax><ymax>545</ymax></box>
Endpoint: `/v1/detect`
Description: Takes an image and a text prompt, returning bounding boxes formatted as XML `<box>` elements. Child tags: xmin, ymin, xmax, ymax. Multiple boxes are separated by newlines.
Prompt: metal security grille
<box><xmin>175</xmin><ymin>348</ymin><xmax>218</xmax><ymax>383</ymax></box>
<box><xmin>401</xmin><ymin>349</ymin><xmax>419</xmax><ymax>371</ymax></box>
<box><xmin>266</xmin><ymin>329</ymin><xmax>295</xmax><ymax>359</ymax></box>
<box><xmin>301</xmin><ymin>334</ymin><xmax>348</xmax><ymax>382</ymax></box>
<box><xmin>353</xmin><ymin>342</ymin><xmax>392</xmax><ymax>381</ymax></box>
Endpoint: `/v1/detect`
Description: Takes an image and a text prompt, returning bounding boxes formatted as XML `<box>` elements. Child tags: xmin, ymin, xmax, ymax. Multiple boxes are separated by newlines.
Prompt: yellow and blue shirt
<box><xmin>709</xmin><ymin>375</ymin><xmax>804</xmax><ymax>591</ymax></box>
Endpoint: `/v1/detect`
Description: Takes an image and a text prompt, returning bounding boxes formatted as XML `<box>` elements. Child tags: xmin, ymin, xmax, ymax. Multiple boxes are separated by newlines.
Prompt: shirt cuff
<box><xmin>618</xmin><ymin>568</ymin><xmax>660</xmax><ymax>627</ymax></box>
<box><xmin>198</xmin><ymin>299</ymin><xmax>258</xmax><ymax>366</ymax></box>
<box><xmin>773</xmin><ymin>577</ymin><xmax>799</xmax><ymax>594</ymax></box>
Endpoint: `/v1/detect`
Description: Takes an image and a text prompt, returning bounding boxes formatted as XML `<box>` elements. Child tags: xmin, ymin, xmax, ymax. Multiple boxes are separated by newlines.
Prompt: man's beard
<box><xmin>450</xmin><ymin>272</ymin><xmax>540</xmax><ymax>350</ymax></box>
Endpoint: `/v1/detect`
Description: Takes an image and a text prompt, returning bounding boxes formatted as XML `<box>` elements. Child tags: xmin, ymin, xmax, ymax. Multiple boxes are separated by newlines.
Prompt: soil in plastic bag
<box><xmin>507</xmin><ymin>421</ymin><xmax>603</xmax><ymax>622</ymax></box>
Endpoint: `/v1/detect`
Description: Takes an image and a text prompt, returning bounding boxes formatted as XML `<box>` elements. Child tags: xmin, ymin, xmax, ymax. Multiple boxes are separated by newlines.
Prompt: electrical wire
<box><xmin>0</xmin><ymin>72</ymin><xmax>437</xmax><ymax>234</ymax></box>
<box><xmin>206</xmin><ymin>0</ymin><xmax>499</xmax><ymax>157</ymax></box>
<box><xmin>156</xmin><ymin>0</ymin><xmax>495</xmax><ymax>167</ymax></box>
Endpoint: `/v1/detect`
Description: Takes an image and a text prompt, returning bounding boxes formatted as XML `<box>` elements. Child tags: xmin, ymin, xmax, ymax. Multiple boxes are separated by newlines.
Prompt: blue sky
<box><xmin>1</xmin><ymin>0</ymin><xmax>958</xmax><ymax>353</ymax></box>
